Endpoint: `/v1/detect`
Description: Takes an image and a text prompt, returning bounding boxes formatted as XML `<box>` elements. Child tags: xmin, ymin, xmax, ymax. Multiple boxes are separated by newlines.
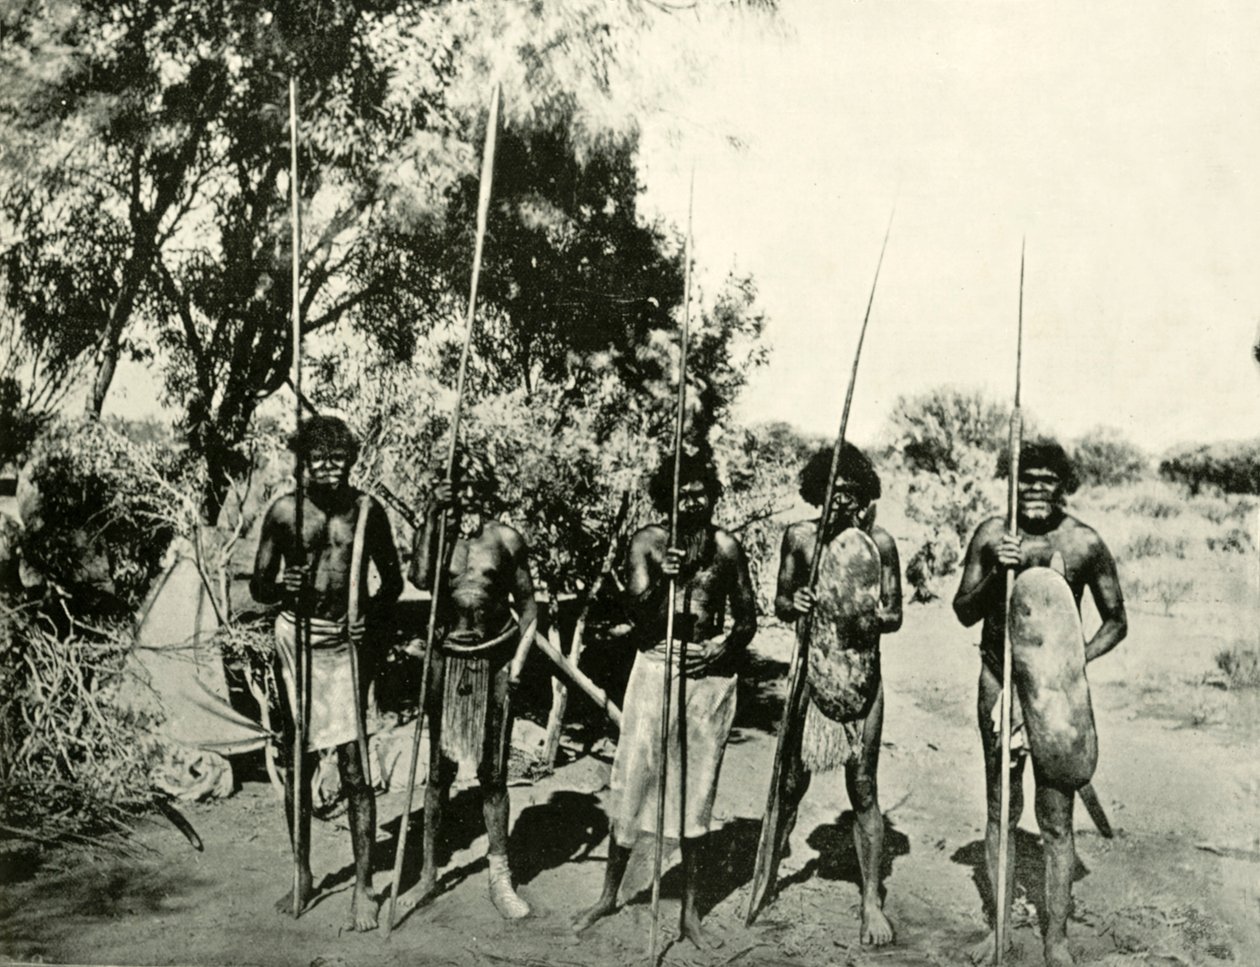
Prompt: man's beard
<box><xmin>456</xmin><ymin>509</ymin><xmax>484</xmax><ymax>538</ymax></box>
<box><xmin>676</xmin><ymin>511</ymin><xmax>715</xmax><ymax>574</ymax></box>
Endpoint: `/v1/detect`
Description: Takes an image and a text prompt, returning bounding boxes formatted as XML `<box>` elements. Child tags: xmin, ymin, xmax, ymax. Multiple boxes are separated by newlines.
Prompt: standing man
<box><xmin>403</xmin><ymin>450</ymin><xmax>538</xmax><ymax>919</ymax></box>
<box><xmin>573</xmin><ymin>451</ymin><xmax>757</xmax><ymax>948</ymax></box>
<box><xmin>953</xmin><ymin>440</ymin><xmax>1127</xmax><ymax>967</ymax></box>
<box><xmin>252</xmin><ymin>414</ymin><xmax>404</xmax><ymax>931</ymax></box>
<box><xmin>773</xmin><ymin>443</ymin><xmax>902</xmax><ymax>946</ymax></box>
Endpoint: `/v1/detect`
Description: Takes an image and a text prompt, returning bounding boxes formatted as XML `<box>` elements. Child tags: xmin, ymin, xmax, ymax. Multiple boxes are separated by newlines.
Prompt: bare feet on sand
<box><xmin>398</xmin><ymin>870</ymin><xmax>438</xmax><ymax>913</ymax></box>
<box><xmin>274</xmin><ymin>871</ymin><xmax>315</xmax><ymax>917</ymax></box>
<box><xmin>679</xmin><ymin>908</ymin><xmax>711</xmax><ymax>950</ymax></box>
<box><xmin>347</xmin><ymin>886</ymin><xmax>378</xmax><ymax>932</ymax></box>
<box><xmin>968</xmin><ymin>930</ymin><xmax>1017</xmax><ymax>965</ymax></box>
<box><xmin>571</xmin><ymin>896</ymin><xmax>617</xmax><ymax>935</ymax></box>
<box><xmin>860</xmin><ymin>900</ymin><xmax>895</xmax><ymax>946</ymax></box>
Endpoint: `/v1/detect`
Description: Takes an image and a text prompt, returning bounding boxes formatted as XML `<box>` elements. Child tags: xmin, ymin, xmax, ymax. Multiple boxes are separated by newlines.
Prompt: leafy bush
<box><xmin>1205</xmin><ymin>527</ymin><xmax>1254</xmax><ymax>554</ymax></box>
<box><xmin>1160</xmin><ymin>439</ymin><xmax>1260</xmax><ymax>495</ymax></box>
<box><xmin>887</xmin><ymin>386</ymin><xmax>1008</xmax><ymax>475</ymax></box>
<box><xmin>1072</xmin><ymin>426</ymin><xmax>1147</xmax><ymax>487</ymax></box>
<box><xmin>17</xmin><ymin>419</ymin><xmax>187</xmax><ymax>615</ymax></box>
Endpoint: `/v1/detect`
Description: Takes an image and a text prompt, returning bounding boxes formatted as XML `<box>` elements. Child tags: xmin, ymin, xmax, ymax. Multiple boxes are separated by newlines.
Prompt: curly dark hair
<box><xmin>647</xmin><ymin>450</ymin><xmax>723</xmax><ymax>513</ymax></box>
<box><xmin>798</xmin><ymin>443</ymin><xmax>881</xmax><ymax>507</ymax></box>
<box><xmin>999</xmin><ymin>437</ymin><xmax>1079</xmax><ymax>494</ymax></box>
<box><xmin>288</xmin><ymin>415</ymin><xmax>360</xmax><ymax>463</ymax></box>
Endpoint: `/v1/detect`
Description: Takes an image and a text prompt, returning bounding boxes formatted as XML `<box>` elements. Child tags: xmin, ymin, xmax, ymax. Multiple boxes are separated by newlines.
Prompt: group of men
<box><xmin>251</xmin><ymin>414</ymin><xmax>1126</xmax><ymax>966</ymax></box>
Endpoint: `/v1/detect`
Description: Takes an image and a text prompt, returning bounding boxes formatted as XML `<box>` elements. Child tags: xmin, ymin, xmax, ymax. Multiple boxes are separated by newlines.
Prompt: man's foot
<box><xmin>968</xmin><ymin>930</ymin><xmax>1016</xmax><ymax>965</ymax></box>
<box><xmin>487</xmin><ymin>853</ymin><xmax>530</xmax><ymax>919</ymax></box>
<box><xmin>347</xmin><ymin>886</ymin><xmax>379</xmax><ymax>932</ymax></box>
<box><xmin>274</xmin><ymin>870</ymin><xmax>315</xmax><ymax>917</ymax></box>
<box><xmin>571</xmin><ymin>896</ymin><xmax>617</xmax><ymax>935</ymax></box>
<box><xmin>397</xmin><ymin>869</ymin><xmax>438</xmax><ymax>912</ymax></box>
<box><xmin>860</xmin><ymin>900</ymin><xmax>895</xmax><ymax>946</ymax></box>
<box><xmin>1044</xmin><ymin>938</ymin><xmax>1075</xmax><ymax>966</ymax></box>
<box><xmin>679</xmin><ymin>907</ymin><xmax>711</xmax><ymax>950</ymax></box>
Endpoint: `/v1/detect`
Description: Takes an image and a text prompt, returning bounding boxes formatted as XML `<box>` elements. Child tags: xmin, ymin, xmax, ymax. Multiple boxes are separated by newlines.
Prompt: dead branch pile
<box><xmin>0</xmin><ymin>605</ymin><xmax>160</xmax><ymax>855</ymax></box>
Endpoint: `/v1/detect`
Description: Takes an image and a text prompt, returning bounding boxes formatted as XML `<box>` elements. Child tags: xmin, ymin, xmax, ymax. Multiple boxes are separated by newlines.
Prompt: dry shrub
<box><xmin>0</xmin><ymin>607</ymin><xmax>160</xmax><ymax>853</ymax></box>
<box><xmin>1214</xmin><ymin>640</ymin><xmax>1260</xmax><ymax>689</ymax></box>
<box><xmin>1205</xmin><ymin>527</ymin><xmax>1254</xmax><ymax>555</ymax></box>
<box><xmin>1126</xmin><ymin>493</ymin><xmax>1181</xmax><ymax>519</ymax></box>
<box><xmin>1123</xmin><ymin>532</ymin><xmax>1187</xmax><ymax>561</ymax></box>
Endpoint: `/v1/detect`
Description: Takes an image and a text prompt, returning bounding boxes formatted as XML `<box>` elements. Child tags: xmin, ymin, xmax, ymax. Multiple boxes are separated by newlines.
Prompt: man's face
<box><xmin>676</xmin><ymin>480</ymin><xmax>713</xmax><ymax>526</ymax></box>
<box><xmin>1018</xmin><ymin>467</ymin><xmax>1064</xmax><ymax>521</ymax></box>
<box><xmin>307</xmin><ymin>447</ymin><xmax>351</xmax><ymax>490</ymax></box>
<box><xmin>828</xmin><ymin>475</ymin><xmax>868</xmax><ymax>528</ymax></box>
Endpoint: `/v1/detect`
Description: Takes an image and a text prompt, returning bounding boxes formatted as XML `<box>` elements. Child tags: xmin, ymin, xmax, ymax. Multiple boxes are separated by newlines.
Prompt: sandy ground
<box><xmin>3</xmin><ymin>600</ymin><xmax>1258</xmax><ymax>967</ymax></box>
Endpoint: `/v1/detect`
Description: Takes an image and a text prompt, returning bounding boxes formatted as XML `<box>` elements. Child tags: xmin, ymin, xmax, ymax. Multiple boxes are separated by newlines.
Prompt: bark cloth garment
<box><xmin>608</xmin><ymin>638</ymin><xmax>738</xmax><ymax>842</ymax></box>
<box><xmin>799</xmin><ymin>678</ymin><xmax>868</xmax><ymax>773</ymax></box>
<box><xmin>432</xmin><ymin>620</ymin><xmax>518</xmax><ymax>779</ymax></box>
<box><xmin>275</xmin><ymin>611</ymin><xmax>359</xmax><ymax>753</ymax></box>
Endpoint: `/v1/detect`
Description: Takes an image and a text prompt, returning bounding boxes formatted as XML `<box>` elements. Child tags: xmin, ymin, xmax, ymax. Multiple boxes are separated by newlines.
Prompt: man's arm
<box><xmin>720</xmin><ymin>535</ymin><xmax>758</xmax><ymax>662</ymax></box>
<box><xmin>250</xmin><ymin>498</ymin><xmax>290</xmax><ymax>605</ymax></box>
<box><xmin>365</xmin><ymin>498</ymin><xmax>404</xmax><ymax>614</ymax></box>
<box><xmin>1083</xmin><ymin>534</ymin><xmax>1127</xmax><ymax>663</ymax></box>
<box><xmin>873</xmin><ymin>528</ymin><xmax>903</xmax><ymax>634</ymax></box>
<box><xmin>408</xmin><ymin>488</ymin><xmax>446</xmax><ymax>591</ymax></box>
<box><xmin>504</xmin><ymin>527</ymin><xmax>538</xmax><ymax>683</ymax></box>
<box><xmin>774</xmin><ymin>524</ymin><xmax>812</xmax><ymax>622</ymax></box>
<box><xmin>623</xmin><ymin>526</ymin><xmax>667</xmax><ymax>629</ymax></box>
<box><xmin>952</xmin><ymin>518</ymin><xmax>1006</xmax><ymax>628</ymax></box>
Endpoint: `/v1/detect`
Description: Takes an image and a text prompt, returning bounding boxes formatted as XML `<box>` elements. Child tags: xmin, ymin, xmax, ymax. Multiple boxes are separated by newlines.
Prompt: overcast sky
<box><xmin>637</xmin><ymin>0</ymin><xmax>1260</xmax><ymax>451</ymax></box>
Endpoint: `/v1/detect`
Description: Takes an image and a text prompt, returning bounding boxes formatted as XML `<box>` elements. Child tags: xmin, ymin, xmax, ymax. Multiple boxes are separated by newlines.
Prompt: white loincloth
<box><xmin>607</xmin><ymin>647</ymin><xmax>737</xmax><ymax>842</ymax></box>
<box><xmin>274</xmin><ymin>611</ymin><xmax>359</xmax><ymax>753</ymax></box>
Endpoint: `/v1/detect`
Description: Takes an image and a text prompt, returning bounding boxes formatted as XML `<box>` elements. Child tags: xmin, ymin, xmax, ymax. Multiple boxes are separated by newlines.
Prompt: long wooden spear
<box><xmin>648</xmin><ymin>169</ymin><xmax>695</xmax><ymax>966</ymax></box>
<box><xmin>746</xmin><ymin>212</ymin><xmax>894</xmax><ymax>926</ymax></box>
<box><xmin>286</xmin><ymin>74</ymin><xmax>309</xmax><ymax>921</ymax></box>
<box><xmin>383</xmin><ymin>82</ymin><xmax>502</xmax><ymax>937</ymax></box>
<box><xmin>995</xmin><ymin>240</ymin><xmax>1025</xmax><ymax>966</ymax></box>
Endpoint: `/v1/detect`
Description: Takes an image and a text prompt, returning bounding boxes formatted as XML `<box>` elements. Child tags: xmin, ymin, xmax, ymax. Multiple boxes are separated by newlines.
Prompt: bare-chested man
<box><xmin>953</xmin><ymin>439</ymin><xmax>1127</xmax><ymax>967</ymax></box>
<box><xmin>251</xmin><ymin>415</ymin><xmax>404</xmax><ymax>931</ymax></box>
<box><xmin>402</xmin><ymin>450</ymin><xmax>538</xmax><ymax>918</ymax></box>
<box><xmin>573</xmin><ymin>451</ymin><xmax>757</xmax><ymax>948</ymax></box>
<box><xmin>774</xmin><ymin>443</ymin><xmax>902</xmax><ymax>946</ymax></box>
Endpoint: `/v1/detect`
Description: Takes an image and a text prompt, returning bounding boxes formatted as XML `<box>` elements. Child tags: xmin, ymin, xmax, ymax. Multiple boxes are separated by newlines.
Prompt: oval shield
<box><xmin>807</xmin><ymin>527</ymin><xmax>882</xmax><ymax>721</ymax></box>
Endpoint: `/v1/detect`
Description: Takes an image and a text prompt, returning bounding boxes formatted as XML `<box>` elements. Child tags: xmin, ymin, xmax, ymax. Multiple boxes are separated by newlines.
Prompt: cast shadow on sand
<box><xmin>321</xmin><ymin>785</ymin><xmax>488</xmax><ymax>900</ymax></box>
<box><xmin>623</xmin><ymin>816</ymin><xmax>764</xmax><ymax>918</ymax></box>
<box><xmin>773</xmin><ymin>811</ymin><xmax>911</xmax><ymax>904</ymax></box>
<box><xmin>951</xmin><ymin>830</ymin><xmax>1090</xmax><ymax>934</ymax></box>
<box><xmin>508</xmin><ymin>790</ymin><xmax>608</xmax><ymax>885</ymax></box>
<box><xmin>729</xmin><ymin>649</ymin><xmax>790</xmax><ymax>744</ymax></box>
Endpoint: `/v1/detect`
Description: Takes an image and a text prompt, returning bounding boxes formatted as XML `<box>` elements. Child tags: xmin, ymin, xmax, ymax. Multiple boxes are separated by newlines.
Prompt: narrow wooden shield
<box><xmin>1008</xmin><ymin>567</ymin><xmax>1098</xmax><ymax>788</ymax></box>
<box><xmin>807</xmin><ymin>528</ymin><xmax>882</xmax><ymax>721</ymax></box>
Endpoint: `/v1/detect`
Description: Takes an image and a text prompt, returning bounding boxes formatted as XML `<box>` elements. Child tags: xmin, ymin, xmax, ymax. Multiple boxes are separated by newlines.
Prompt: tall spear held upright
<box><xmin>995</xmin><ymin>240</ymin><xmax>1025</xmax><ymax>966</ymax></box>
<box><xmin>745</xmin><ymin>212</ymin><xmax>894</xmax><ymax>926</ymax></box>
<box><xmin>383</xmin><ymin>82</ymin><xmax>502</xmax><ymax>938</ymax></box>
<box><xmin>647</xmin><ymin>168</ymin><xmax>695</xmax><ymax>966</ymax></box>
<box><xmin>286</xmin><ymin>74</ymin><xmax>309</xmax><ymax>921</ymax></box>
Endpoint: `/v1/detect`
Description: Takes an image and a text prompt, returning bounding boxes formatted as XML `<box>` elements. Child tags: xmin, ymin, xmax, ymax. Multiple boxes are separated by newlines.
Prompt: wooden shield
<box><xmin>1008</xmin><ymin>567</ymin><xmax>1098</xmax><ymax>788</ymax></box>
<box><xmin>807</xmin><ymin>528</ymin><xmax>882</xmax><ymax>722</ymax></box>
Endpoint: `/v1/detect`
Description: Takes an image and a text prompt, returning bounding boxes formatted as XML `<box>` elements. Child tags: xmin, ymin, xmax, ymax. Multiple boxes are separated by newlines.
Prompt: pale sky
<box><xmin>637</xmin><ymin>0</ymin><xmax>1260</xmax><ymax>451</ymax></box>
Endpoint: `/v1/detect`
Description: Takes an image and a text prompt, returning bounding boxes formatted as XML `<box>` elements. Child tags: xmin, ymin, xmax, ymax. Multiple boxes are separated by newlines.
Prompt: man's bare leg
<box><xmin>970</xmin><ymin>674</ymin><xmax>1023</xmax><ymax>964</ymax></box>
<box><xmin>275</xmin><ymin>754</ymin><xmax>316</xmax><ymax>915</ymax></box>
<box><xmin>849</xmin><ymin>688</ymin><xmax>893</xmax><ymax>946</ymax></box>
<box><xmin>847</xmin><ymin>768</ymin><xmax>893</xmax><ymax>945</ymax></box>
<box><xmin>572</xmin><ymin>839</ymin><xmax>631</xmax><ymax>933</ymax></box>
<box><xmin>678</xmin><ymin>835</ymin><xmax>711</xmax><ymax>949</ymax></box>
<box><xmin>1035</xmin><ymin>781</ymin><xmax>1076</xmax><ymax>967</ymax></box>
<box><xmin>485</xmin><ymin>782</ymin><xmax>530</xmax><ymax>918</ymax></box>
<box><xmin>337</xmin><ymin>742</ymin><xmax>378</xmax><ymax>931</ymax></box>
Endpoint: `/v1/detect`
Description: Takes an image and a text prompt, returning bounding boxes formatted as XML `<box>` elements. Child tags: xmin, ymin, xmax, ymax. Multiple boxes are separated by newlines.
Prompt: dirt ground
<box><xmin>3</xmin><ymin>599</ymin><xmax>1258</xmax><ymax>967</ymax></box>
